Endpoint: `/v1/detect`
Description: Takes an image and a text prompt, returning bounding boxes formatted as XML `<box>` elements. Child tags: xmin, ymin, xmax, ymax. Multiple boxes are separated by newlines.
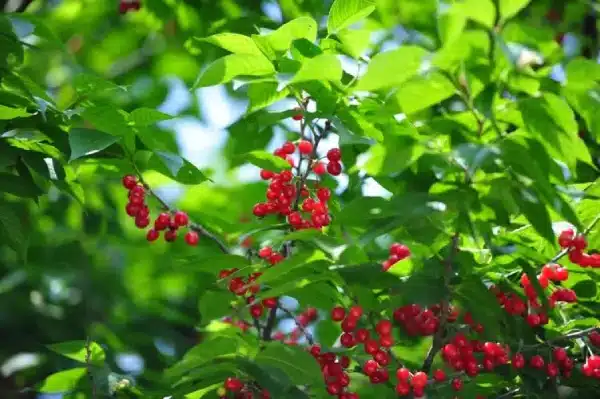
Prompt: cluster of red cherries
<box><xmin>560</xmin><ymin>228</ymin><xmax>600</xmax><ymax>267</ymax></box>
<box><xmin>119</xmin><ymin>0</ymin><xmax>140</xmax><ymax>13</ymax></box>
<box><xmin>218</xmin><ymin>377</ymin><xmax>270</xmax><ymax>399</ymax></box>
<box><xmin>121</xmin><ymin>175</ymin><xmax>199</xmax><ymax>246</ymax></box>
<box><xmin>252</xmin><ymin>140</ymin><xmax>342</xmax><ymax>231</ymax></box>
<box><xmin>382</xmin><ymin>242</ymin><xmax>411</xmax><ymax>272</ymax></box>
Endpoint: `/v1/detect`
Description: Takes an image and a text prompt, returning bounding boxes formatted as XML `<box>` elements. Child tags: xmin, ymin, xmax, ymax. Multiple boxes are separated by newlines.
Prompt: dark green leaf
<box><xmin>68</xmin><ymin>128</ymin><xmax>120</xmax><ymax>161</ymax></box>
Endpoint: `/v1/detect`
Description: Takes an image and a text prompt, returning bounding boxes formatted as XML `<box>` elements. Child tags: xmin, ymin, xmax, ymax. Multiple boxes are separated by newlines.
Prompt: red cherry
<box><xmin>184</xmin><ymin>231</ymin><xmax>199</xmax><ymax>246</ymax></box>
<box><xmin>355</xmin><ymin>328</ymin><xmax>369</xmax><ymax>343</ymax></box>
<box><xmin>451</xmin><ymin>377</ymin><xmax>463</xmax><ymax>391</ymax></box>
<box><xmin>316</xmin><ymin>187</ymin><xmax>331</xmax><ymax>202</ymax></box>
<box><xmin>364</xmin><ymin>339</ymin><xmax>379</xmax><ymax>355</ymax></box>
<box><xmin>258</xmin><ymin>246</ymin><xmax>272</xmax><ymax>258</ymax></box>
<box><xmin>164</xmin><ymin>229</ymin><xmax>177</xmax><ymax>242</ymax></box>
<box><xmin>125</xmin><ymin>203</ymin><xmax>141</xmax><ymax>217</ymax></box>
<box><xmin>262</xmin><ymin>297</ymin><xmax>278</xmax><ymax>308</ymax></box>
<box><xmin>298</xmin><ymin>140</ymin><xmax>313</xmax><ymax>155</ymax></box>
<box><xmin>572</xmin><ymin>235</ymin><xmax>587</xmax><ymax>251</ymax></box>
<box><xmin>375</xmin><ymin>320</ymin><xmax>392</xmax><ymax>336</ymax></box>
<box><xmin>390</xmin><ymin>243</ymin><xmax>410</xmax><ymax>259</ymax></box>
<box><xmin>253</xmin><ymin>203</ymin><xmax>268</xmax><ymax>217</ymax></box>
<box><xmin>174</xmin><ymin>211</ymin><xmax>189</xmax><ymax>227</ymax></box>
<box><xmin>327</xmin><ymin>148</ymin><xmax>341</xmax><ymax>162</ymax></box>
<box><xmin>558</xmin><ymin>228</ymin><xmax>574</xmax><ymax>248</ymax></box>
<box><xmin>331</xmin><ymin>306</ymin><xmax>346</xmax><ymax>321</ymax></box>
<box><xmin>395</xmin><ymin>381</ymin><xmax>411</xmax><ymax>396</ymax></box>
<box><xmin>348</xmin><ymin>305</ymin><xmax>363</xmax><ymax>319</ymax></box>
<box><xmin>122</xmin><ymin>175</ymin><xmax>137</xmax><ymax>189</ymax></box>
<box><xmin>411</xmin><ymin>372</ymin><xmax>427</xmax><ymax>388</ymax></box>
<box><xmin>135</xmin><ymin>216</ymin><xmax>150</xmax><ymax>228</ymax></box>
<box><xmin>433</xmin><ymin>369</ymin><xmax>446</xmax><ymax>382</ymax></box>
<box><xmin>327</xmin><ymin>161</ymin><xmax>342</xmax><ymax>176</ymax></box>
<box><xmin>312</xmin><ymin>161</ymin><xmax>326</xmax><ymax>175</ymax></box>
<box><xmin>530</xmin><ymin>355</ymin><xmax>545</xmax><ymax>369</ymax></box>
<box><xmin>553</xmin><ymin>348</ymin><xmax>568</xmax><ymax>362</ymax></box>
<box><xmin>224</xmin><ymin>377</ymin><xmax>243</xmax><ymax>392</ymax></box>
<box><xmin>291</xmin><ymin>108</ymin><xmax>303</xmax><ymax>120</ymax></box>
<box><xmin>250</xmin><ymin>304</ymin><xmax>263</xmax><ymax>318</ymax></box>
<box><xmin>396</xmin><ymin>367</ymin><xmax>411</xmax><ymax>381</ymax></box>
<box><xmin>146</xmin><ymin>229</ymin><xmax>159</xmax><ymax>242</ymax></box>
<box><xmin>340</xmin><ymin>332</ymin><xmax>355</xmax><ymax>347</ymax></box>
<box><xmin>363</xmin><ymin>359</ymin><xmax>378</xmax><ymax>375</ymax></box>
<box><xmin>282</xmin><ymin>141</ymin><xmax>296</xmax><ymax>154</ymax></box>
<box><xmin>260</xmin><ymin>169</ymin><xmax>274</xmax><ymax>180</ymax></box>
<box><xmin>154</xmin><ymin>213</ymin><xmax>170</xmax><ymax>230</ymax></box>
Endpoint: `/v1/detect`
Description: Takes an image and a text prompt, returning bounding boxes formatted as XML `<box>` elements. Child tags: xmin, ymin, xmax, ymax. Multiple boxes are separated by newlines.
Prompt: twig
<box><xmin>421</xmin><ymin>233</ymin><xmax>460</xmax><ymax>372</ymax></box>
<box><xmin>130</xmin><ymin>161</ymin><xmax>230</xmax><ymax>254</ymax></box>
<box><xmin>262</xmin><ymin>300</ymin><xmax>279</xmax><ymax>340</ymax></box>
<box><xmin>524</xmin><ymin>326</ymin><xmax>598</xmax><ymax>349</ymax></box>
<box><xmin>279</xmin><ymin>305</ymin><xmax>315</xmax><ymax>345</ymax></box>
<box><xmin>85</xmin><ymin>336</ymin><xmax>97</xmax><ymax>399</ymax></box>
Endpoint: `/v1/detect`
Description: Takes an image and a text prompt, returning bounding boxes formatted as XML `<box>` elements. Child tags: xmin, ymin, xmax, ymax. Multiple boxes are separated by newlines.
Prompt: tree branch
<box><xmin>421</xmin><ymin>232</ymin><xmax>460</xmax><ymax>372</ymax></box>
<box><xmin>278</xmin><ymin>305</ymin><xmax>315</xmax><ymax>345</ymax></box>
<box><xmin>85</xmin><ymin>336</ymin><xmax>97</xmax><ymax>399</ymax></box>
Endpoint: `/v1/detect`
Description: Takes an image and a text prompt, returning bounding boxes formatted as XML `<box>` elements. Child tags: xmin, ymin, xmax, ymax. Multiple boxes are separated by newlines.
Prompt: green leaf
<box><xmin>238</xmin><ymin>150</ymin><xmax>291</xmax><ymax>171</ymax></box>
<box><xmin>395</xmin><ymin>71</ymin><xmax>456</xmax><ymax>114</ymax></box>
<box><xmin>0</xmin><ymin>104</ymin><xmax>31</xmax><ymax>120</ymax></box>
<box><xmin>565</xmin><ymin>57</ymin><xmax>600</xmax><ymax>90</ymax></box>
<box><xmin>337</xmin><ymin>28</ymin><xmax>371</xmax><ymax>59</ymax></box>
<box><xmin>81</xmin><ymin>106</ymin><xmax>132</xmax><ymax>137</ymax></box>
<box><xmin>262</xmin><ymin>17</ymin><xmax>318</xmax><ymax>54</ymax></box>
<box><xmin>255</xmin><ymin>343</ymin><xmax>322</xmax><ymax>385</ymax></box>
<box><xmin>0</xmin><ymin>172</ymin><xmax>43</xmax><ymax>198</ymax></box>
<box><xmin>194</xmin><ymin>33</ymin><xmax>263</xmax><ymax>55</ymax></box>
<box><xmin>463</xmin><ymin>0</ymin><xmax>496</xmax><ymax>29</ymax></box>
<box><xmin>247</xmin><ymin>82</ymin><xmax>289</xmax><ymax>114</ymax></box>
<box><xmin>38</xmin><ymin>368</ymin><xmax>87</xmax><ymax>393</ymax></box>
<box><xmin>194</xmin><ymin>54</ymin><xmax>275</xmax><ymax>88</ymax></box>
<box><xmin>72</xmin><ymin>74</ymin><xmax>126</xmax><ymax>97</ymax></box>
<box><xmin>438</xmin><ymin>3</ymin><xmax>467</xmax><ymax>45</ymax></box>
<box><xmin>511</xmin><ymin>187</ymin><xmax>555</xmax><ymax>244</ymax></box>
<box><xmin>68</xmin><ymin>128</ymin><xmax>120</xmax><ymax>161</ymax></box>
<box><xmin>0</xmin><ymin>202</ymin><xmax>27</xmax><ymax>257</ymax></box>
<box><xmin>364</xmin><ymin>136</ymin><xmax>424</xmax><ymax>176</ymax></box>
<box><xmin>150</xmin><ymin>151</ymin><xmax>209</xmax><ymax>185</ymax></box>
<box><xmin>354</xmin><ymin>46</ymin><xmax>428</xmax><ymax>92</ymax></box>
<box><xmin>327</xmin><ymin>0</ymin><xmax>376</xmax><ymax>35</ymax></box>
<box><xmin>130</xmin><ymin>108</ymin><xmax>173</xmax><ymax>127</ymax></box>
<box><xmin>498</xmin><ymin>0</ymin><xmax>531</xmax><ymax>21</ymax></box>
<box><xmin>199</xmin><ymin>290</ymin><xmax>234</xmax><ymax>324</ymax></box>
<box><xmin>47</xmin><ymin>340</ymin><xmax>106</xmax><ymax>366</ymax></box>
<box><xmin>290</xmin><ymin>54</ymin><xmax>343</xmax><ymax>84</ymax></box>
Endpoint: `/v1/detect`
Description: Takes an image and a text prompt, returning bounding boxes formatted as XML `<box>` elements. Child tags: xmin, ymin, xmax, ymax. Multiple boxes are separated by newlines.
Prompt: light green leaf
<box><xmin>194</xmin><ymin>32</ymin><xmax>262</xmax><ymax>55</ymax></box>
<box><xmin>565</xmin><ymin>57</ymin><xmax>600</xmax><ymax>90</ymax></box>
<box><xmin>395</xmin><ymin>71</ymin><xmax>456</xmax><ymax>114</ymax></box>
<box><xmin>438</xmin><ymin>4</ymin><xmax>467</xmax><ymax>44</ymax></box>
<box><xmin>354</xmin><ymin>46</ymin><xmax>428</xmax><ymax>91</ymax></box>
<box><xmin>327</xmin><ymin>0</ymin><xmax>376</xmax><ymax>35</ymax></box>
<box><xmin>364</xmin><ymin>136</ymin><xmax>424</xmax><ymax>176</ymax></box>
<box><xmin>47</xmin><ymin>340</ymin><xmax>106</xmax><ymax>366</ymax></box>
<box><xmin>130</xmin><ymin>108</ymin><xmax>173</xmax><ymax>127</ymax></box>
<box><xmin>199</xmin><ymin>290</ymin><xmax>234</xmax><ymax>325</ymax></box>
<box><xmin>263</xmin><ymin>17</ymin><xmax>318</xmax><ymax>54</ymax></box>
<box><xmin>194</xmin><ymin>54</ymin><xmax>275</xmax><ymax>88</ymax></box>
<box><xmin>0</xmin><ymin>104</ymin><xmax>31</xmax><ymax>120</ymax></box>
<box><xmin>81</xmin><ymin>106</ymin><xmax>132</xmax><ymax>137</ymax></box>
<box><xmin>463</xmin><ymin>0</ymin><xmax>496</xmax><ymax>28</ymax></box>
<box><xmin>255</xmin><ymin>343</ymin><xmax>323</xmax><ymax>385</ymax></box>
<box><xmin>290</xmin><ymin>54</ymin><xmax>343</xmax><ymax>84</ymax></box>
<box><xmin>337</xmin><ymin>28</ymin><xmax>371</xmax><ymax>58</ymax></box>
<box><xmin>38</xmin><ymin>368</ymin><xmax>87</xmax><ymax>393</ymax></box>
<box><xmin>239</xmin><ymin>150</ymin><xmax>291</xmax><ymax>171</ymax></box>
<box><xmin>247</xmin><ymin>82</ymin><xmax>289</xmax><ymax>114</ymax></box>
<box><xmin>498</xmin><ymin>0</ymin><xmax>531</xmax><ymax>20</ymax></box>
<box><xmin>72</xmin><ymin>74</ymin><xmax>126</xmax><ymax>97</ymax></box>
<box><xmin>68</xmin><ymin>128</ymin><xmax>120</xmax><ymax>161</ymax></box>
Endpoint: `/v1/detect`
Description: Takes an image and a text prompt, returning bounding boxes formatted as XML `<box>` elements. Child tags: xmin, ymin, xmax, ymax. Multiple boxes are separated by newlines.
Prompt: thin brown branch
<box><xmin>279</xmin><ymin>305</ymin><xmax>315</xmax><ymax>346</ymax></box>
<box><xmin>421</xmin><ymin>232</ymin><xmax>460</xmax><ymax>372</ymax></box>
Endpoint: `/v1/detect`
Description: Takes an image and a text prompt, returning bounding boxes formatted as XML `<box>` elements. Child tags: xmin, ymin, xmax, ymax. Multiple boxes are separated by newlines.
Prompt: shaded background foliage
<box><xmin>1</xmin><ymin>0</ymin><xmax>600</xmax><ymax>398</ymax></box>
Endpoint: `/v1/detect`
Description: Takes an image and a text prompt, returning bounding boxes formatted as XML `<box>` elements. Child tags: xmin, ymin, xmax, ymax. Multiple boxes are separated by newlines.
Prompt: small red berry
<box><xmin>260</xmin><ymin>169</ymin><xmax>274</xmax><ymax>180</ymax></box>
<box><xmin>253</xmin><ymin>203</ymin><xmax>268</xmax><ymax>217</ymax></box>
<box><xmin>316</xmin><ymin>187</ymin><xmax>331</xmax><ymax>202</ymax></box>
<box><xmin>292</xmin><ymin>108</ymin><xmax>303</xmax><ymax>121</ymax></box>
<box><xmin>451</xmin><ymin>377</ymin><xmax>463</xmax><ymax>391</ymax></box>
<box><xmin>312</xmin><ymin>161</ymin><xmax>326</xmax><ymax>175</ymax></box>
<box><xmin>348</xmin><ymin>305</ymin><xmax>363</xmax><ymax>319</ymax></box>
<box><xmin>411</xmin><ymin>372</ymin><xmax>427</xmax><ymax>388</ymax></box>
<box><xmin>433</xmin><ymin>369</ymin><xmax>446</xmax><ymax>382</ymax></box>
<box><xmin>262</xmin><ymin>297</ymin><xmax>278</xmax><ymax>308</ymax></box>
<box><xmin>298</xmin><ymin>140</ymin><xmax>313</xmax><ymax>155</ymax></box>
<box><xmin>327</xmin><ymin>161</ymin><xmax>342</xmax><ymax>176</ymax></box>
<box><xmin>185</xmin><ymin>231</ymin><xmax>199</xmax><ymax>246</ymax></box>
<box><xmin>331</xmin><ymin>306</ymin><xmax>346</xmax><ymax>321</ymax></box>
<box><xmin>327</xmin><ymin>148</ymin><xmax>341</xmax><ymax>162</ymax></box>
<box><xmin>122</xmin><ymin>174</ymin><xmax>137</xmax><ymax>189</ymax></box>
<box><xmin>174</xmin><ymin>211</ymin><xmax>189</xmax><ymax>227</ymax></box>
<box><xmin>146</xmin><ymin>229</ymin><xmax>159</xmax><ymax>242</ymax></box>
<box><xmin>165</xmin><ymin>229</ymin><xmax>177</xmax><ymax>242</ymax></box>
<box><xmin>258</xmin><ymin>246</ymin><xmax>273</xmax><ymax>258</ymax></box>
<box><xmin>135</xmin><ymin>216</ymin><xmax>150</xmax><ymax>228</ymax></box>
<box><xmin>224</xmin><ymin>377</ymin><xmax>243</xmax><ymax>392</ymax></box>
<box><xmin>282</xmin><ymin>141</ymin><xmax>296</xmax><ymax>154</ymax></box>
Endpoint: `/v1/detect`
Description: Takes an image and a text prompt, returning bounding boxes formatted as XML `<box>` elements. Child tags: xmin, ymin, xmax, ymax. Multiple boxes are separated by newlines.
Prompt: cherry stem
<box><xmin>421</xmin><ymin>232</ymin><xmax>460</xmax><ymax>373</ymax></box>
<box><xmin>130</xmin><ymin>160</ymin><xmax>230</xmax><ymax>254</ymax></box>
<box><xmin>84</xmin><ymin>336</ymin><xmax>97</xmax><ymax>399</ymax></box>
